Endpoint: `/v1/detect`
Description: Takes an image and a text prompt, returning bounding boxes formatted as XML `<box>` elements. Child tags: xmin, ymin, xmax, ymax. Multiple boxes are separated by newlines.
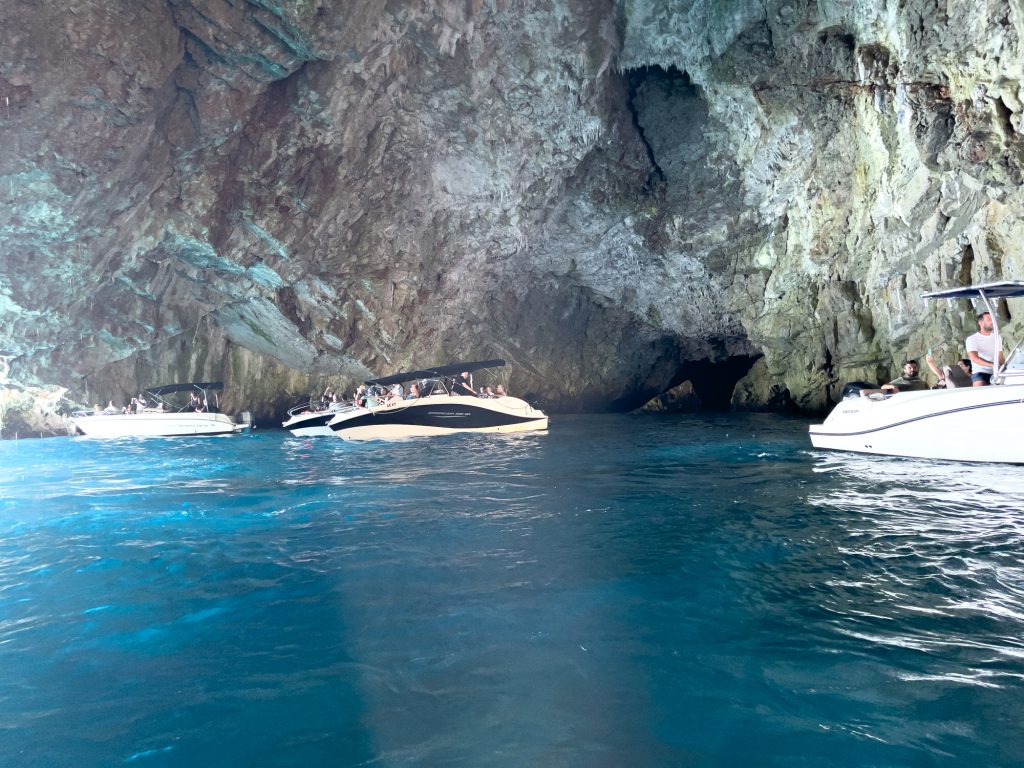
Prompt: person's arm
<box><xmin>967</xmin><ymin>350</ymin><xmax>988</xmax><ymax>368</ymax></box>
<box><xmin>925</xmin><ymin>354</ymin><xmax>945</xmax><ymax>386</ymax></box>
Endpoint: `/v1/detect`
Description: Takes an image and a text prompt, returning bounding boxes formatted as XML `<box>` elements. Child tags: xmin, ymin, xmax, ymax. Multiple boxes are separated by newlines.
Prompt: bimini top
<box><xmin>144</xmin><ymin>382</ymin><xmax>225</xmax><ymax>396</ymax></box>
<box><xmin>366</xmin><ymin>360</ymin><xmax>505</xmax><ymax>386</ymax></box>
<box><xmin>922</xmin><ymin>281</ymin><xmax>1024</xmax><ymax>301</ymax></box>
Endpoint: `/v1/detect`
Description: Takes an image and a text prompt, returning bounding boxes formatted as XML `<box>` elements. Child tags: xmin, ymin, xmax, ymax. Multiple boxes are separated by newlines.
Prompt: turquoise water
<box><xmin>1</xmin><ymin>414</ymin><xmax>1023</xmax><ymax>767</ymax></box>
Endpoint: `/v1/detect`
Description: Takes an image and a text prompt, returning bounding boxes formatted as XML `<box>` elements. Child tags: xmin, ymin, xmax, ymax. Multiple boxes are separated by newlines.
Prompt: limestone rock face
<box><xmin>2</xmin><ymin>0</ymin><xmax>1023</xmax><ymax>430</ymax></box>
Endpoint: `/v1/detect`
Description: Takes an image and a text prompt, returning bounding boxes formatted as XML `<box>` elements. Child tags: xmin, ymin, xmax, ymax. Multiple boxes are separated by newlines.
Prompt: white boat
<box><xmin>328</xmin><ymin>359</ymin><xmax>548</xmax><ymax>440</ymax></box>
<box><xmin>70</xmin><ymin>383</ymin><xmax>251</xmax><ymax>438</ymax></box>
<box><xmin>809</xmin><ymin>281</ymin><xmax>1024</xmax><ymax>463</ymax></box>
<box><xmin>282</xmin><ymin>399</ymin><xmax>355</xmax><ymax>437</ymax></box>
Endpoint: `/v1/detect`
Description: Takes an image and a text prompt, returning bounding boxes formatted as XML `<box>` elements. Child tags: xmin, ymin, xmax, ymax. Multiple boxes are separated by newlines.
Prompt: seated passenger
<box><xmin>949</xmin><ymin>358</ymin><xmax>972</xmax><ymax>387</ymax></box>
<box><xmin>926</xmin><ymin>352</ymin><xmax>972</xmax><ymax>388</ymax></box>
<box><xmin>365</xmin><ymin>385</ymin><xmax>385</xmax><ymax>407</ymax></box>
<box><xmin>406</xmin><ymin>383</ymin><xmax>421</xmax><ymax>399</ymax></box>
<box><xmin>881</xmin><ymin>359</ymin><xmax>929</xmax><ymax>393</ymax></box>
<box><xmin>483</xmin><ymin>386</ymin><xmax>495</xmax><ymax>398</ymax></box>
<box><xmin>495</xmin><ymin>384</ymin><xmax>506</xmax><ymax>397</ymax></box>
<box><xmin>102</xmin><ymin>400</ymin><xmax>119</xmax><ymax>415</ymax></box>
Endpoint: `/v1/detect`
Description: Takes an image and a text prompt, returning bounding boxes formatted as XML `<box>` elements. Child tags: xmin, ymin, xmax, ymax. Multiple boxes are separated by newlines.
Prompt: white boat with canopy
<box><xmin>70</xmin><ymin>382</ymin><xmax>252</xmax><ymax>438</ymax></box>
<box><xmin>809</xmin><ymin>281</ymin><xmax>1024</xmax><ymax>463</ymax></box>
<box><xmin>282</xmin><ymin>398</ymin><xmax>355</xmax><ymax>437</ymax></box>
<box><xmin>327</xmin><ymin>359</ymin><xmax>548</xmax><ymax>440</ymax></box>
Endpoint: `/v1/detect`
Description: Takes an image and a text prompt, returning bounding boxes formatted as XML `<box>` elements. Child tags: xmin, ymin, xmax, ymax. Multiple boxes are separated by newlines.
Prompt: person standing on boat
<box><xmin>881</xmin><ymin>360</ymin><xmax>928</xmax><ymax>393</ymax></box>
<box><xmin>452</xmin><ymin>372</ymin><xmax>476</xmax><ymax>396</ymax></box>
<box><xmin>965</xmin><ymin>311</ymin><xmax>1005</xmax><ymax>386</ymax></box>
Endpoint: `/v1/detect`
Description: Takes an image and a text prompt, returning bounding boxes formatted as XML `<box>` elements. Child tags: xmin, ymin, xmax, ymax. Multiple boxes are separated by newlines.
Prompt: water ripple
<box><xmin>1</xmin><ymin>418</ymin><xmax>1023</xmax><ymax>766</ymax></box>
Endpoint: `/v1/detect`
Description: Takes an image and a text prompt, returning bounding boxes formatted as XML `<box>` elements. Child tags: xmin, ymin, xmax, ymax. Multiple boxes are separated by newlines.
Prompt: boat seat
<box><xmin>943</xmin><ymin>364</ymin><xmax>971</xmax><ymax>388</ymax></box>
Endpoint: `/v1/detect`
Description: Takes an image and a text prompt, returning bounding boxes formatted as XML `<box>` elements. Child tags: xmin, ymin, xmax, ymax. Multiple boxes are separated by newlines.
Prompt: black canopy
<box><xmin>145</xmin><ymin>382</ymin><xmax>224</xmax><ymax>396</ymax></box>
<box><xmin>366</xmin><ymin>360</ymin><xmax>505</xmax><ymax>386</ymax></box>
<box><xmin>922</xmin><ymin>281</ymin><xmax>1024</xmax><ymax>301</ymax></box>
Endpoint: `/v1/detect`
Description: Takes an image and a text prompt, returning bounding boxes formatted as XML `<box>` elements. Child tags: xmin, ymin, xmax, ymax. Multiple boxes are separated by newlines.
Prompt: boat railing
<box><xmin>286</xmin><ymin>398</ymin><xmax>351</xmax><ymax>416</ymax></box>
<box><xmin>994</xmin><ymin>341</ymin><xmax>1024</xmax><ymax>386</ymax></box>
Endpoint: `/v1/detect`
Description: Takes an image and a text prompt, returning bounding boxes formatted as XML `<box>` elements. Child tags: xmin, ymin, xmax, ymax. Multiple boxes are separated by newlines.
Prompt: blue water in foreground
<box><xmin>1</xmin><ymin>414</ymin><xmax>1023</xmax><ymax>767</ymax></box>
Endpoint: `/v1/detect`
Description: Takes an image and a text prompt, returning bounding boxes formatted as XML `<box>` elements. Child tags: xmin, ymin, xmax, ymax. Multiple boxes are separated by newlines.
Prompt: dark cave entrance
<box><xmin>674</xmin><ymin>356</ymin><xmax>761</xmax><ymax>411</ymax></box>
<box><xmin>609</xmin><ymin>355</ymin><xmax>761</xmax><ymax>413</ymax></box>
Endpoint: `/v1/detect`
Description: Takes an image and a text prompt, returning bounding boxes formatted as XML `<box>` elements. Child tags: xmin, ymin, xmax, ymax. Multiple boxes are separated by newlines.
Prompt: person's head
<box><xmin>902</xmin><ymin>360</ymin><xmax>919</xmax><ymax>377</ymax></box>
<box><xmin>495</xmin><ymin>384</ymin><xmax>506</xmax><ymax>396</ymax></box>
<box><xmin>978</xmin><ymin>311</ymin><xmax>994</xmax><ymax>333</ymax></box>
<box><xmin>958</xmin><ymin>358</ymin><xmax>971</xmax><ymax>373</ymax></box>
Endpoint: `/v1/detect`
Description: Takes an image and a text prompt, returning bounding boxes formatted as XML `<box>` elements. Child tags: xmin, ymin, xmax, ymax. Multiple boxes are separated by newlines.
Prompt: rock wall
<box><xmin>1</xmin><ymin>0</ymin><xmax>1023</xmax><ymax>430</ymax></box>
<box><xmin>619</xmin><ymin>0</ymin><xmax>1024</xmax><ymax>411</ymax></box>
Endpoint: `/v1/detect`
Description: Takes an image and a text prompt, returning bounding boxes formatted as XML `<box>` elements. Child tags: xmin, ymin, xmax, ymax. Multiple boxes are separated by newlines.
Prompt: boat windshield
<box><xmin>998</xmin><ymin>341</ymin><xmax>1024</xmax><ymax>385</ymax></box>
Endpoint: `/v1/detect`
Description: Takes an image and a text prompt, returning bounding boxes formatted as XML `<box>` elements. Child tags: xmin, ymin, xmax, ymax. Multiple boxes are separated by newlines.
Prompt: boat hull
<box><xmin>71</xmin><ymin>412</ymin><xmax>246</xmax><ymax>438</ymax></box>
<box><xmin>282</xmin><ymin>407</ymin><xmax>355</xmax><ymax>437</ymax></box>
<box><xmin>809</xmin><ymin>386</ymin><xmax>1024</xmax><ymax>463</ymax></box>
<box><xmin>329</xmin><ymin>395</ymin><xmax>548</xmax><ymax>440</ymax></box>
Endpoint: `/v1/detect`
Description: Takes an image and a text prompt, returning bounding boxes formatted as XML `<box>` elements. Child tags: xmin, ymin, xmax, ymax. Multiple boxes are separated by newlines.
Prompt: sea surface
<box><xmin>1</xmin><ymin>414</ymin><xmax>1023</xmax><ymax>767</ymax></box>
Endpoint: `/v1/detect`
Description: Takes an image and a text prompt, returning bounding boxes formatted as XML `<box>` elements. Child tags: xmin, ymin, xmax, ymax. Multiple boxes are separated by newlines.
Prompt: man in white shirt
<box><xmin>965</xmin><ymin>311</ymin><xmax>1005</xmax><ymax>386</ymax></box>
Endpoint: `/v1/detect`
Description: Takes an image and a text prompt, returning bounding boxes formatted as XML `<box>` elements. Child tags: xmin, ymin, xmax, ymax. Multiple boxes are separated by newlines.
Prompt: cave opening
<box><xmin>675</xmin><ymin>355</ymin><xmax>761</xmax><ymax>411</ymax></box>
<box><xmin>608</xmin><ymin>355</ymin><xmax>761</xmax><ymax>413</ymax></box>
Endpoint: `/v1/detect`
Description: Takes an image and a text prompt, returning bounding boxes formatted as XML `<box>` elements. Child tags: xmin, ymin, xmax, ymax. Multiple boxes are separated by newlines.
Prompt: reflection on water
<box><xmin>0</xmin><ymin>417</ymin><xmax>1023</xmax><ymax>766</ymax></box>
<box><xmin>806</xmin><ymin>450</ymin><xmax>1024</xmax><ymax>706</ymax></box>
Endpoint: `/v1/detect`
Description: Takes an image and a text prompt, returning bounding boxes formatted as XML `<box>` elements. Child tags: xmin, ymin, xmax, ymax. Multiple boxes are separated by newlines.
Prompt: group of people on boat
<box><xmin>308</xmin><ymin>372</ymin><xmax>510</xmax><ymax>410</ymax></box>
<box><xmin>92</xmin><ymin>394</ymin><xmax>166</xmax><ymax>415</ymax></box>
<box><xmin>88</xmin><ymin>390</ymin><xmax>209</xmax><ymax>415</ymax></box>
<box><xmin>882</xmin><ymin>310</ymin><xmax>1004</xmax><ymax>393</ymax></box>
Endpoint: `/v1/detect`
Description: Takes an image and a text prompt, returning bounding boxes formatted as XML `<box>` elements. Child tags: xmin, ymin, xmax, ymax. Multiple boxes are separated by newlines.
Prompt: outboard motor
<box><xmin>840</xmin><ymin>381</ymin><xmax>877</xmax><ymax>400</ymax></box>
